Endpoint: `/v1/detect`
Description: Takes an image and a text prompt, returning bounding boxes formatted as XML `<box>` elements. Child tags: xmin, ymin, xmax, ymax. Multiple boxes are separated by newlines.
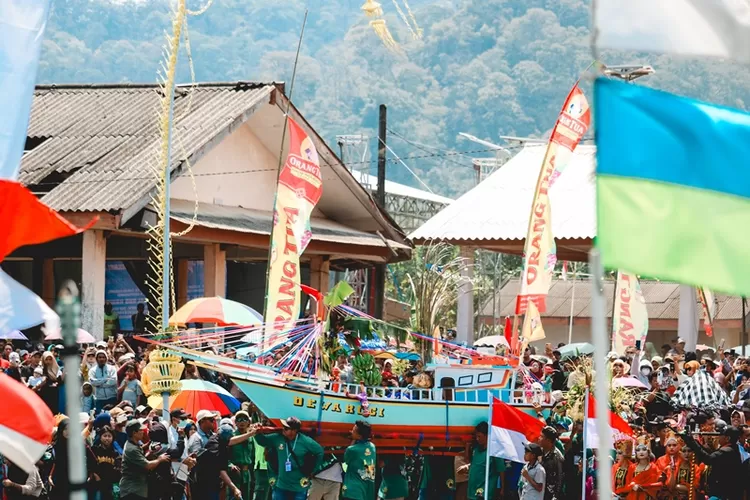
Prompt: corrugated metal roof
<box><xmin>170</xmin><ymin>199</ymin><xmax>411</xmax><ymax>250</ymax></box>
<box><xmin>349</xmin><ymin>170</ymin><xmax>453</xmax><ymax>204</ymax></box>
<box><xmin>485</xmin><ymin>278</ymin><xmax>743</xmax><ymax>320</ymax></box>
<box><xmin>20</xmin><ymin>83</ymin><xmax>276</xmax><ymax>212</ymax></box>
<box><xmin>408</xmin><ymin>144</ymin><xmax>596</xmax><ymax>242</ymax></box>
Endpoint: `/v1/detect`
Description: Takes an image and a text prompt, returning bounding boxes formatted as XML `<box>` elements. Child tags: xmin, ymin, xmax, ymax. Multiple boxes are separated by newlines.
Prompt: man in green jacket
<box><xmin>229</xmin><ymin>410</ymin><xmax>255</xmax><ymax>500</ymax></box>
<box><xmin>254</xmin><ymin>416</ymin><xmax>324</xmax><ymax>500</ymax></box>
<box><xmin>458</xmin><ymin>421</ymin><xmax>505</xmax><ymax>500</ymax></box>
<box><xmin>341</xmin><ymin>420</ymin><xmax>376</xmax><ymax>500</ymax></box>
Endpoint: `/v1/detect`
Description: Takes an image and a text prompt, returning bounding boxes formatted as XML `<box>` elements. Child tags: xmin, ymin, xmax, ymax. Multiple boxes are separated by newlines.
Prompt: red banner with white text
<box><xmin>516</xmin><ymin>85</ymin><xmax>590</xmax><ymax>314</ymax></box>
<box><xmin>264</xmin><ymin>119</ymin><xmax>323</xmax><ymax>333</ymax></box>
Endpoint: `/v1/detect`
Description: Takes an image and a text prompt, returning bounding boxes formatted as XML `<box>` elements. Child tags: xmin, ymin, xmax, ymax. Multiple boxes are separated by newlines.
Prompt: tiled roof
<box><xmin>408</xmin><ymin>144</ymin><xmax>596</xmax><ymax>243</ymax></box>
<box><xmin>20</xmin><ymin>82</ymin><xmax>276</xmax><ymax>212</ymax></box>
<box><xmin>482</xmin><ymin>278</ymin><xmax>744</xmax><ymax>320</ymax></box>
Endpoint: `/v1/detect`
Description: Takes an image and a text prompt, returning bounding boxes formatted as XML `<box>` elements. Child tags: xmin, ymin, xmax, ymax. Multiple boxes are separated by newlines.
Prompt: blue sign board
<box><xmin>105</xmin><ymin>261</ymin><xmax>145</xmax><ymax>331</ymax></box>
<box><xmin>187</xmin><ymin>261</ymin><xmax>204</xmax><ymax>300</ymax></box>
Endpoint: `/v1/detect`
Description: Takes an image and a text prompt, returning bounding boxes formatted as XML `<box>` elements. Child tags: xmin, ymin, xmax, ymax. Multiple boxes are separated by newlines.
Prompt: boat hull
<box><xmin>233</xmin><ymin>377</ymin><xmax>543</xmax><ymax>453</ymax></box>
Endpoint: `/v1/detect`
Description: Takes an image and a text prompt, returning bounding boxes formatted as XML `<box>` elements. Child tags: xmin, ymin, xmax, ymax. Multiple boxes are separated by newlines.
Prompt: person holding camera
<box><xmin>680</xmin><ymin>424</ymin><xmax>744</xmax><ymax>499</ymax></box>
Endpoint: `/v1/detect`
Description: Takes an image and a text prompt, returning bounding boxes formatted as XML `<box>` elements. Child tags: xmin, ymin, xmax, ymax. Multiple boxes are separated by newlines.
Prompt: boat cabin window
<box><xmin>458</xmin><ymin>375</ymin><xmax>473</xmax><ymax>386</ymax></box>
<box><xmin>440</xmin><ymin>377</ymin><xmax>455</xmax><ymax>401</ymax></box>
<box><xmin>477</xmin><ymin>372</ymin><xmax>492</xmax><ymax>384</ymax></box>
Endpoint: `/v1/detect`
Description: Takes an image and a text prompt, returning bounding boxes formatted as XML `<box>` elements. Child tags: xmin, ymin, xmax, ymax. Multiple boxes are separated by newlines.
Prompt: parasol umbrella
<box><xmin>44</xmin><ymin>327</ymin><xmax>96</xmax><ymax>344</ymax></box>
<box><xmin>557</xmin><ymin>342</ymin><xmax>595</xmax><ymax>359</ymax></box>
<box><xmin>473</xmin><ymin>335</ymin><xmax>510</xmax><ymax>348</ymax></box>
<box><xmin>169</xmin><ymin>297</ymin><xmax>262</xmax><ymax>326</ymax></box>
<box><xmin>0</xmin><ymin>330</ymin><xmax>28</xmax><ymax>340</ymax></box>
<box><xmin>612</xmin><ymin>376</ymin><xmax>649</xmax><ymax>390</ymax></box>
<box><xmin>147</xmin><ymin>379</ymin><xmax>241</xmax><ymax>417</ymax></box>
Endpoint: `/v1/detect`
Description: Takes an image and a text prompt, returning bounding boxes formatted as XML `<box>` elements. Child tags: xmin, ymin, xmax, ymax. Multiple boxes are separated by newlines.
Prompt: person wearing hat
<box><xmin>457</xmin><ymin>421</ymin><xmax>505</xmax><ymax>500</ymax></box>
<box><xmin>341</xmin><ymin>420</ymin><xmax>376</xmax><ymax>500</ymax></box>
<box><xmin>254</xmin><ymin>416</ymin><xmax>324</xmax><ymax>499</ymax></box>
<box><xmin>229</xmin><ymin>410</ymin><xmax>255</xmax><ymax>500</ymax></box>
<box><xmin>187</xmin><ymin>409</ymin><xmax>218</xmax><ymax>455</ymax></box>
<box><xmin>110</xmin><ymin>408</ymin><xmax>130</xmax><ymax>449</ymax></box>
<box><xmin>90</xmin><ymin>350</ymin><xmax>118</xmax><ymax>414</ymax></box>
<box><xmin>119</xmin><ymin>419</ymin><xmax>171</xmax><ymax>500</ymax></box>
<box><xmin>519</xmin><ymin>443</ymin><xmax>545</xmax><ymax>500</ymax></box>
<box><xmin>669</xmin><ymin>338</ymin><xmax>686</xmax><ymax>357</ymax></box>
<box><xmin>166</xmin><ymin>408</ymin><xmax>190</xmax><ymax>449</ymax></box>
<box><xmin>538</xmin><ymin>427</ymin><xmax>562</xmax><ymax>500</ymax></box>
<box><xmin>681</xmin><ymin>425</ymin><xmax>744</xmax><ymax>499</ymax></box>
<box><xmin>193</xmin><ymin>424</ymin><xmax>245</xmax><ymax>500</ymax></box>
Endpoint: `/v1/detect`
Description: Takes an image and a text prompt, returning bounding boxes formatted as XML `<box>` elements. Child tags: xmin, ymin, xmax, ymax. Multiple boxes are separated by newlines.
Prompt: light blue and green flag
<box><xmin>595</xmin><ymin>78</ymin><xmax>750</xmax><ymax>296</ymax></box>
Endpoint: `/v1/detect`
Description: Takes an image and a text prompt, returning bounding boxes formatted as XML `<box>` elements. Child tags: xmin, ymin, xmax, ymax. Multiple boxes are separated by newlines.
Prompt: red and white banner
<box><xmin>488</xmin><ymin>397</ymin><xmax>545</xmax><ymax>463</ymax></box>
<box><xmin>612</xmin><ymin>271</ymin><xmax>649</xmax><ymax>355</ymax></box>
<box><xmin>697</xmin><ymin>287</ymin><xmax>716</xmax><ymax>337</ymax></box>
<box><xmin>264</xmin><ymin>118</ymin><xmax>323</xmax><ymax>332</ymax></box>
<box><xmin>516</xmin><ymin>86</ymin><xmax>590</xmax><ymax>315</ymax></box>
<box><xmin>0</xmin><ymin>373</ymin><xmax>55</xmax><ymax>472</ymax></box>
<box><xmin>584</xmin><ymin>394</ymin><xmax>633</xmax><ymax>449</ymax></box>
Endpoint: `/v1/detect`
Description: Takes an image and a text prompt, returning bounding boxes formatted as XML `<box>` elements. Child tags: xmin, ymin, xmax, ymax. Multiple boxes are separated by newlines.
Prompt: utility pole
<box><xmin>374</xmin><ymin>104</ymin><xmax>387</xmax><ymax>319</ymax></box>
<box><xmin>57</xmin><ymin>281</ymin><xmax>86</xmax><ymax>500</ymax></box>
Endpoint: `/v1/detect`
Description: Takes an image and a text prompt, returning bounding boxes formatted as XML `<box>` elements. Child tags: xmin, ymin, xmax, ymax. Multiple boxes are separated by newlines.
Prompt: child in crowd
<box><xmin>27</xmin><ymin>366</ymin><xmax>45</xmax><ymax>388</ymax></box>
<box><xmin>81</xmin><ymin>382</ymin><xmax>94</xmax><ymax>413</ymax></box>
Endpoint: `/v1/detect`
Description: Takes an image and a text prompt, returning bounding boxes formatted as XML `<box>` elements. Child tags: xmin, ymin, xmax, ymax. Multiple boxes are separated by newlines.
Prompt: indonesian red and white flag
<box><xmin>584</xmin><ymin>394</ymin><xmax>633</xmax><ymax>448</ymax></box>
<box><xmin>488</xmin><ymin>398</ymin><xmax>545</xmax><ymax>463</ymax></box>
<box><xmin>0</xmin><ymin>373</ymin><xmax>55</xmax><ymax>472</ymax></box>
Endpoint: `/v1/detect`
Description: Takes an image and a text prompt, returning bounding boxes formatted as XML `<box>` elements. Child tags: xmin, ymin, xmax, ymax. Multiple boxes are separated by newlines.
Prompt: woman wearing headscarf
<box><xmin>38</xmin><ymin>352</ymin><xmax>63</xmax><ymax>415</ymax></box>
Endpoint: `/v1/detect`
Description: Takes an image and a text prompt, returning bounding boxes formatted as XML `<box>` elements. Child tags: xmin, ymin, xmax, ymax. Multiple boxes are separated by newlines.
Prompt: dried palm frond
<box><xmin>561</xmin><ymin>357</ymin><xmax>639</xmax><ymax>422</ymax></box>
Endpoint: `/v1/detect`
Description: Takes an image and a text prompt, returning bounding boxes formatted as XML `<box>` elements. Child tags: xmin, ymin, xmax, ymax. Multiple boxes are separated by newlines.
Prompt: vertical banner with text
<box><xmin>612</xmin><ymin>271</ymin><xmax>649</xmax><ymax>355</ymax></box>
<box><xmin>697</xmin><ymin>287</ymin><xmax>716</xmax><ymax>337</ymax></box>
<box><xmin>264</xmin><ymin>118</ymin><xmax>323</xmax><ymax>334</ymax></box>
<box><xmin>516</xmin><ymin>85</ymin><xmax>591</xmax><ymax>314</ymax></box>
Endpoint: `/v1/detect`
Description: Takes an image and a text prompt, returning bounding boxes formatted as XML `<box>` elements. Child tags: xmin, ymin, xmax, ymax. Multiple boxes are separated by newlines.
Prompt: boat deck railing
<box><xmin>313</xmin><ymin>380</ymin><xmax>544</xmax><ymax>406</ymax></box>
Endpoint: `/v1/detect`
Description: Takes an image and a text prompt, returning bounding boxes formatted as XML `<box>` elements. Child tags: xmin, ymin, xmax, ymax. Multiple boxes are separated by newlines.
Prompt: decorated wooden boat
<box><xmin>226</xmin><ymin>361</ymin><xmax>549</xmax><ymax>454</ymax></box>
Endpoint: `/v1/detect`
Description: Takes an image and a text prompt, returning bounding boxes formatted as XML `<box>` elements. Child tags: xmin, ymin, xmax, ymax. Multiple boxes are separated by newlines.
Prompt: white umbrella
<box><xmin>0</xmin><ymin>269</ymin><xmax>59</xmax><ymax>333</ymax></box>
<box><xmin>473</xmin><ymin>335</ymin><xmax>510</xmax><ymax>348</ymax></box>
<box><xmin>44</xmin><ymin>328</ymin><xmax>96</xmax><ymax>344</ymax></box>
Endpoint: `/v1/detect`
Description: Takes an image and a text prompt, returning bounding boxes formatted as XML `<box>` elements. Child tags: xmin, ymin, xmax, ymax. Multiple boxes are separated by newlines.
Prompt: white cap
<box><xmin>196</xmin><ymin>409</ymin><xmax>218</xmax><ymax>422</ymax></box>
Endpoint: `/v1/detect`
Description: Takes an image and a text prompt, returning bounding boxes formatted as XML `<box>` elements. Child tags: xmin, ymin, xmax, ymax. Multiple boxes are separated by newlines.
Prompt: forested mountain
<box><xmin>39</xmin><ymin>0</ymin><xmax>750</xmax><ymax>197</ymax></box>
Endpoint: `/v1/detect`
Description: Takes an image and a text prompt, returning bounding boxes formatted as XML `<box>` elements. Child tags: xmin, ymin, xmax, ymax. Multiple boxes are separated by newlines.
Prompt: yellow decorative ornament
<box><xmin>361</xmin><ymin>0</ymin><xmax>401</xmax><ymax>53</ymax></box>
<box><xmin>142</xmin><ymin>349</ymin><xmax>184</xmax><ymax>397</ymax></box>
<box><xmin>361</xmin><ymin>0</ymin><xmax>384</xmax><ymax>17</ymax></box>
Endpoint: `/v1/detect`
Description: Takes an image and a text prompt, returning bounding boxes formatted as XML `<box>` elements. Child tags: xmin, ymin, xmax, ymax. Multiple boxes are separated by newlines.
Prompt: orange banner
<box><xmin>612</xmin><ymin>271</ymin><xmax>649</xmax><ymax>355</ymax></box>
<box><xmin>264</xmin><ymin>118</ymin><xmax>323</xmax><ymax>332</ymax></box>
<box><xmin>516</xmin><ymin>85</ymin><xmax>590</xmax><ymax>314</ymax></box>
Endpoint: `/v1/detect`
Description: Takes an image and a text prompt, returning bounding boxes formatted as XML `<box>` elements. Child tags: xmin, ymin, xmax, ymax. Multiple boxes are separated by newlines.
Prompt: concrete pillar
<box><xmin>678</xmin><ymin>284</ymin><xmax>698</xmax><ymax>352</ymax></box>
<box><xmin>177</xmin><ymin>259</ymin><xmax>189</xmax><ymax>307</ymax></box>
<box><xmin>309</xmin><ymin>256</ymin><xmax>330</xmax><ymax>296</ymax></box>
<box><xmin>203</xmin><ymin>244</ymin><xmax>226</xmax><ymax>297</ymax></box>
<box><xmin>82</xmin><ymin>230</ymin><xmax>106</xmax><ymax>340</ymax></box>
<box><xmin>457</xmin><ymin>246</ymin><xmax>475</xmax><ymax>345</ymax></box>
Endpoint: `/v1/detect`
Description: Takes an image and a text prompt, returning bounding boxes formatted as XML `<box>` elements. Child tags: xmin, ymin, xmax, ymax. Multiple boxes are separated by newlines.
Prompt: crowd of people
<box><xmin>3</xmin><ymin>334</ymin><xmax>750</xmax><ymax>500</ymax></box>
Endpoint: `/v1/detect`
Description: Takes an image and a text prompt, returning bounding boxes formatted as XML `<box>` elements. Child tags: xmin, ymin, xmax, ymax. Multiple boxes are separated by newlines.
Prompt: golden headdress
<box><xmin>614</xmin><ymin>438</ymin><xmax>634</xmax><ymax>457</ymax></box>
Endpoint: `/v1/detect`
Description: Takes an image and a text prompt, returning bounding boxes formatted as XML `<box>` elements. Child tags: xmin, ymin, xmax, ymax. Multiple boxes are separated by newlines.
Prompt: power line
<box><xmin>26</xmin><ymin>145</ymin><xmax>528</xmax><ymax>188</ymax></box>
<box><xmin>386</xmin><ymin>128</ymin><xmax>477</xmax><ymax>169</ymax></box>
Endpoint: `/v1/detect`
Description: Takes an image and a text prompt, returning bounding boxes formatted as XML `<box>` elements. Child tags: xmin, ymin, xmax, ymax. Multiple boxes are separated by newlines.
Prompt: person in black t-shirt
<box><xmin>643</xmin><ymin>372</ymin><xmax>672</xmax><ymax>420</ymax></box>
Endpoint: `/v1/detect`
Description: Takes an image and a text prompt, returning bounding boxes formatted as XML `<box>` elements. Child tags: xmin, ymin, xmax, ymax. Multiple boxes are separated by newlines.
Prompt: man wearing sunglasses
<box><xmin>230</xmin><ymin>410</ymin><xmax>255</xmax><ymax>500</ymax></box>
